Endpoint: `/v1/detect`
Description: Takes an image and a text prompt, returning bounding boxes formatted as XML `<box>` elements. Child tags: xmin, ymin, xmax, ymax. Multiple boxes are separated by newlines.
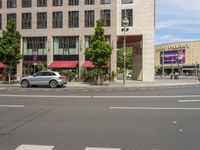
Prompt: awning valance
<box><xmin>82</xmin><ymin>61</ymin><xmax>110</xmax><ymax>68</ymax></box>
<box><xmin>48</xmin><ymin>61</ymin><xmax>78</xmax><ymax>69</ymax></box>
<box><xmin>0</xmin><ymin>62</ymin><xmax>5</xmax><ymax>68</ymax></box>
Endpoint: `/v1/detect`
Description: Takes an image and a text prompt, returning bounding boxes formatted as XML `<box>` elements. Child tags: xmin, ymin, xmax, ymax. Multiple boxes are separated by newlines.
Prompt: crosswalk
<box><xmin>15</xmin><ymin>145</ymin><xmax>121</xmax><ymax>150</ymax></box>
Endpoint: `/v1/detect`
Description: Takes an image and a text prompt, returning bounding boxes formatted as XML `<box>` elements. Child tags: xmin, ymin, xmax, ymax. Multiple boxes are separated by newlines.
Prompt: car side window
<box><xmin>41</xmin><ymin>72</ymin><xmax>52</xmax><ymax>76</ymax></box>
<box><xmin>35</xmin><ymin>72</ymin><xmax>42</xmax><ymax>76</ymax></box>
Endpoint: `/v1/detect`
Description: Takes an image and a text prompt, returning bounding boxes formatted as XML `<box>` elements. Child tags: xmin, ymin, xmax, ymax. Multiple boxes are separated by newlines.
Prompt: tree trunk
<box><xmin>8</xmin><ymin>68</ymin><xmax>11</xmax><ymax>84</ymax></box>
<box><xmin>97</xmin><ymin>70</ymin><xmax>101</xmax><ymax>85</ymax></box>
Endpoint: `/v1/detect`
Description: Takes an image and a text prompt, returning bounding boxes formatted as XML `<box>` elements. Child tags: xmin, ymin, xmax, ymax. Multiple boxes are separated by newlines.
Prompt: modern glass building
<box><xmin>0</xmin><ymin>0</ymin><xmax>155</xmax><ymax>81</ymax></box>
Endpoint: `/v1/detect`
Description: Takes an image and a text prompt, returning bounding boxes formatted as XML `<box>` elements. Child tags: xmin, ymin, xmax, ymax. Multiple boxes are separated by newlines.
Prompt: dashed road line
<box><xmin>178</xmin><ymin>100</ymin><xmax>200</xmax><ymax>103</ymax></box>
<box><xmin>85</xmin><ymin>147</ymin><xmax>120</xmax><ymax>150</ymax></box>
<box><xmin>15</xmin><ymin>144</ymin><xmax>55</xmax><ymax>150</ymax></box>
<box><xmin>110</xmin><ymin>107</ymin><xmax>200</xmax><ymax>110</ymax></box>
<box><xmin>0</xmin><ymin>105</ymin><xmax>25</xmax><ymax>108</ymax></box>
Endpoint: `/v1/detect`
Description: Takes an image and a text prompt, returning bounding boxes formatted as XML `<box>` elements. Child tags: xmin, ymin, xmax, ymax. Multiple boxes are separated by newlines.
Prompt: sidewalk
<box><xmin>0</xmin><ymin>79</ymin><xmax>198</xmax><ymax>88</ymax></box>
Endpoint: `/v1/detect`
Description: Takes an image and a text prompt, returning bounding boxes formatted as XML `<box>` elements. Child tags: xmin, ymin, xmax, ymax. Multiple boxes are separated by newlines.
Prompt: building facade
<box><xmin>155</xmin><ymin>41</ymin><xmax>200</xmax><ymax>75</ymax></box>
<box><xmin>0</xmin><ymin>0</ymin><xmax>155</xmax><ymax>81</ymax></box>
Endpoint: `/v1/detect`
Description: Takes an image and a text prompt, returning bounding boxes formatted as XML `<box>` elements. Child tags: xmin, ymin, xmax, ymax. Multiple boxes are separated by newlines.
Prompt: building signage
<box><xmin>160</xmin><ymin>50</ymin><xmax>185</xmax><ymax>64</ymax></box>
<box><xmin>156</xmin><ymin>43</ymin><xmax>190</xmax><ymax>51</ymax></box>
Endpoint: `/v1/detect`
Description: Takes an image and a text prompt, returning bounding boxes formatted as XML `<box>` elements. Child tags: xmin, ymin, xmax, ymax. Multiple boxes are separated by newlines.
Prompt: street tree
<box><xmin>0</xmin><ymin>19</ymin><xmax>22</xmax><ymax>83</ymax></box>
<box><xmin>117</xmin><ymin>47</ymin><xmax>133</xmax><ymax>73</ymax></box>
<box><xmin>85</xmin><ymin>19</ymin><xmax>112</xmax><ymax>85</ymax></box>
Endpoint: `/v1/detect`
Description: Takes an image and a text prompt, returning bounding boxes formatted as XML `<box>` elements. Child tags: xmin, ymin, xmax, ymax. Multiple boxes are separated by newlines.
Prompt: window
<box><xmin>122</xmin><ymin>0</ymin><xmax>133</xmax><ymax>4</ymax></box>
<box><xmin>68</xmin><ymin>0</ymin><xmax>79</xmax><ymax>5</ymax></box>
<box><xmin>37</xmin><ymin>12</ymin><xmax>47</xmax><ymax>29</ymax></box>
<box><xmin>53</xmin><ymin>12</ymin><xmax>63</xmax><ymax>28</ymax></box>
<box><xmin>22</xmin><ymin>13</ymin><xmax>32</xmax><ymax>29</ymax></box>
<box><xmin>122</xmin><ymin>9</ymin><xmax>133</xmax><ymax>26</ymax></box>
<box><xmin>85</xmin><ymin>0</ymin><xmax>94</xmax><ymax>5</ymax></box>
<box><xmin>100</xmin><ymin>0</ymin><xmax>111</xmax><ymax>4</ymax></box>
<box><xmin>7</xmin><ymin>0</ymin><xmax>16</xmax><ymax>8</ymax></box>
<box><xmin>85</xmin><ymin>36</ymin><xmax>92</xmax><ymax>48</ymax></box>
<box><xmin>85</xmin><ymin>10</ymin><xmax>94</xmax><ymax>27</ymax></box>
<box><xmin>37</xmin><ymin>0</ymin><xmax>47</xmax><ymax>7</ymax></box>
<box><xmin>23</xmin><ymin>37</ymin><xmax>47</xmax><ymax>55</ymax></box>
<box><xmin>68</xmin><ymin>11</ymin><xmax>79</xmax><ymax>28</ymax></box>
<box><xmin>22</xmin><ymin>0</ymin><xmax>32</xmax><ymax>7</ymax></box>
<box><xmin>0</xmin><ymin>14</ymin><xmax>2</xmax><ymax>29</ymax></box>
<box><xmin>101</xmin><ymin>10</ymin><xmax>111</xmax><ymax>27</ymax></box>
<box><xmin>0</xmin><ymin>0</ymin><xmax>2</xmax><ymax>8</ymax></box>
<box><xmin>53</xmin><ymin>0</ymin><xmax>63</xmax><ymax>6</ymax></box>
<box><xmin>7</xmin><ymin>13</ymin><xmax>17</xmax><ymax>26</ymax></box>
<box><xmin>53</xmin><ymin>36</ymin><xmax>79</xmax><ymax>55</ymax></box>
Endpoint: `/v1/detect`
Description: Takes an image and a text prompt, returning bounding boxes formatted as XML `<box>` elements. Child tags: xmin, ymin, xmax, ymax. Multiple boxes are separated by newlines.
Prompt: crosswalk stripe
<box><xmin>85</xmin><ymin>147</ymin><xmax>120</xmax><ymax>150</ymax></box>
<box><xmin>15</xmin><ymin>144</ymin><xmax>55</xmax><ymax>150</ymax></box>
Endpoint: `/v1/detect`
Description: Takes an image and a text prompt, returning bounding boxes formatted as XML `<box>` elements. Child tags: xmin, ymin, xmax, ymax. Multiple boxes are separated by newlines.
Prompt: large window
<box><xmin>0</xmin><ymin>0</ymin><xmax>2</xmax><ymax>8</ymax></box>
<box><xmin>122</xmin><ymin>0</ymin><xmax>133</xmax><ymax>4</ymax></box>
<box><xmin>85</xmin><ymin>10</ymin><xmax>94</xmax><ymax>27</ymax></box>
<box><xmin>53</xmin><ymin>0</ymin><xmax>63</xmax><ymax>6</ymax></box>
<box><xmin>101</xmin><ymin>10</ymin><xmax>111</xmax><ymax>27</ymax></box>
<box><xmin>68</xmin><ymin>0</ymin><xmax>79</xmax><ymax>5</ymax></box>
<box><xmin>100</xmin><ymin>0</ymin><xmax>111</xmax><ymax>4</ymax></box>
<box><xmin>23</xmin><ymin>37</ymin><xmax>47</xmax><ymax>55</ymax></box>
<box><xmin>37</xmin><ymin>12</ymin><xmax>47</xmax><ymax>29</ymax></box>
<box><xmin>122</xmin><ymin>9</ymin><xmax>133</xmax><ymax>26</ymax></box>
<box><xmin>37</xmin><ymin>0</ymin><xmax>47</xmax><ymax>7</ymax></box>
<box><xmin>68</xmin><ymin>11</ymin><xmax>79</xmax><ymax>28</ymax></box>
<box><xmin>53</xmin><ymin>36</ymin><xmax>79</xmax><ymax>55</ymax></box>
<box><xmin>85</xmin><ymin>0</ymin><xmax>94</xmax><ymax>5</ymax></box>
<box><xmin>22</xmin><ymin>0</ymin><xmax>32</xmax><ymax>7</ymax></box>
<box><xmin>7</xmin><ymin>0</ymin><xmax>16</xmax><ymax>8</ymax></box>
<box><xmin>22</xmin><ymin>13</ymin><xmax>32</xmax><ymax>29</ymax></box>
<box><xmin>53</xmin><ymin>11</ymin><xmax>63</xmax><ymax>28</ymax></box>
<box><xmin>0</xmin><ymin>14</ymin><xmax>2</xmax><ymax>30</ymax></box>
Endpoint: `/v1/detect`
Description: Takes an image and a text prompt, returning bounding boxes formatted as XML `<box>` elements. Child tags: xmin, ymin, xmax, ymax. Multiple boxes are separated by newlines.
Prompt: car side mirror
<box><xmin>33</xmin><ymin>74</ymin><xmax>36</xmax><ymax>77</ymax></box>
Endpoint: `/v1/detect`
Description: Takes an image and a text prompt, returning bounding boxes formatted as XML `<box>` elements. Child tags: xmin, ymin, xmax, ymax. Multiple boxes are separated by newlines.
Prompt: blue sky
<box><xmin>156</xmin><ymin>0</ymin><xmax>200</xmax><ymax>44</ymax></box>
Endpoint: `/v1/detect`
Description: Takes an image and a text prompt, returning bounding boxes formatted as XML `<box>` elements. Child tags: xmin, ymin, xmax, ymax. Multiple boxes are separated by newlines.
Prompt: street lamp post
<box><xmin>122</xmin><ymin>15</ymin><xmax>129</xmax><ymax>85</ymax></box>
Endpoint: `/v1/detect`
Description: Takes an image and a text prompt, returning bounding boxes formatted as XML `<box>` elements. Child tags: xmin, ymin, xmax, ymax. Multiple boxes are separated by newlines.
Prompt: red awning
<box><xmin>82</xmin><ymin>61</ymin><xmax>110</xmax><ymax>68</ymax></box>
<box><xmin>48</xmin><ymin>61</ymin><xmax>78</xmax><ymax>69</ymax></box>
<box><xmin>0</xmin><ymin>62</ymin><xmax>5</xmax><ymax>68</ymax></box>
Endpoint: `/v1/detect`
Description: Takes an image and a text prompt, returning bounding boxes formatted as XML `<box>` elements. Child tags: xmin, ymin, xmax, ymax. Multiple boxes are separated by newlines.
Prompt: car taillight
<box><xmin>59</xmin><ymin>76</ymin><xmax>64</xmax><ymax>79</ymax></box>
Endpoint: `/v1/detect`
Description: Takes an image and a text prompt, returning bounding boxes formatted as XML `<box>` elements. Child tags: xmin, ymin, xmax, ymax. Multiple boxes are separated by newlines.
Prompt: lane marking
<box><xmin>93</xmin><ymin>95</ymin><xmax>200</xmax><ymax>98</ymax></box>
<box><xmin>0</xmin><ymin>88</ymin><xmax>5</xmax><ymax>90</ymax></box>
<box><xmin>110</xmin><ymin>107</ymin><xmax>200</xmax><ymax>110</ymax></box>
<box><xmin>15</xmin><ymin>144</ymin><xmax>55</xmax><ymax>150</ymax></box>
<box><xmin>0</xmin><ymin>94</ymin><xmax>91</xmax><ymax>98</ymax></box>
<box><xmin>0</xmin><ymin>105</ymin><xmax>25</xmax><ymax>108</ymax></box>
<box><xmin>85</xmin><ymin>148</ymin><xmax>120</xmax><ymax>150</ymax></box>
<box><xmin>178</xmin><ymin>100</ymin><xmax>200</xmax><ymax>103</ymax></box>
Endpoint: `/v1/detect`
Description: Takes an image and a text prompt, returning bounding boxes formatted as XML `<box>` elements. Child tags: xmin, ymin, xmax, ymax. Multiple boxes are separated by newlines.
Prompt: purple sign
<box><xmin>160</xmin><ymin>50</ymin><xmax>185</xmax><ymax>64</ymax></box>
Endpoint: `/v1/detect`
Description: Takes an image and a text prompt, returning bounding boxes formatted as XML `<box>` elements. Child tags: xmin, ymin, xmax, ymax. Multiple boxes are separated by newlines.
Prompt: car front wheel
<box><xmin>21</xmin><ymin>80</ymin><xmax>30</xmax><ymax>88</ymax></box>
<box><xmin>49</xmin><ymin>80</ymin><xmax>58</xmax><ymax>88</ymax></box>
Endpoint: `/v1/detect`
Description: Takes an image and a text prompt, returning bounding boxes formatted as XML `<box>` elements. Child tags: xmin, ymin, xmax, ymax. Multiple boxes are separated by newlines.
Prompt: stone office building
<box><xmin>0</xmin><ymin>0</ymin><xmax>155</xmax><ymax>81</ymax></box>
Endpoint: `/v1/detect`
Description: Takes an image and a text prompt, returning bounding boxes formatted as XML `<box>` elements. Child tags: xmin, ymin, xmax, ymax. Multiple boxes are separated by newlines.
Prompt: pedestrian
<box><xmin>174</xmin><ymin>72</ymin><xmax>179</xmax><ymax>80</ymax></box>
<box><xmin>170</xmin><ymin>72</ymin><xmax>173</xmax><ymax>80</ymax></box>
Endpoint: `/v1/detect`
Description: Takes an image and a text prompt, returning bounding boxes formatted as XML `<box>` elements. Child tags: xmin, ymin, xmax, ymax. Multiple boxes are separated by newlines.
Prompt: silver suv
<box><xmin>20</xmin><ymin>71</ymin><xmax>67</xmax><ymax>88</ymax></box>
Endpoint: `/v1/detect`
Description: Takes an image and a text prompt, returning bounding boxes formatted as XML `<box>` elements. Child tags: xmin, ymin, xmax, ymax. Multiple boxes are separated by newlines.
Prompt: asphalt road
<box><xmin>1</xmin><ymin>85</ymin><xmax>200</xmax><ymax>150</ymax></box>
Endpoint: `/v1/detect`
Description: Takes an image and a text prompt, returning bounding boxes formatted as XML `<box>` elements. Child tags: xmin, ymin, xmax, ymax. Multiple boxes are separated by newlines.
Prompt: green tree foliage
<box><xmin>0</xmin><ymin>19</ymin><xmax>22</xmax><ymax>83</ymax></box>
<box><xmin>117</xmin><ymin>47</ymin><xmax>133</xmax><ymax>70</ymax></box>
<box><xmin>85</xmin><ymin>19</ymin><xmax>112</xmax><ymax>84</ymax></box>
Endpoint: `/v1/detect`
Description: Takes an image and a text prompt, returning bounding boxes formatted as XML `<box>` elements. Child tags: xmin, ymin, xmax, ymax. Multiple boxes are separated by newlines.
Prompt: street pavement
<box><xmin>1</xmin><ymin>82</ymin><xmax>200</xmax><ymax>150</ymax></box>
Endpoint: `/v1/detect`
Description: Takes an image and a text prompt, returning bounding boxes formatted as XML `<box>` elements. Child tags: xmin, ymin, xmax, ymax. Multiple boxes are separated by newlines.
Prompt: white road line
<box><xmin>85</xmin><ymin>147</ymin><xmax>120</xmax><ymax>150</ymax></box>
<box><xmin>15</xmin><ymin>144</ymin><xmax>55</xmax><ymax>150</ymax></box>
<box><xmin>178</xmin><ymin>100</ymin><xmax>200</xmax><ymax>103</ymax></box>
<box><xmin>93</xmin><ymin>95</ymin><xmax>200</xmax><ymax>98</ymax></box>
<box><xmin>110</xmin><ymin>107</ymin><xmax>200</xmax><ymax>110</ymax></box>
<box><xmin>0</xmin><ymin>105</ymin><xmax>25</xmax><ymax>108</ymax></box>
<box><xmin>0</xmin><ymin>94</ymin><xmax>91</xmax><ymax>98</ymax></box>
<box><xmin>0</xmin><ymin>88</ymin><xmax>5</xmax><ymax>90</ymax></box>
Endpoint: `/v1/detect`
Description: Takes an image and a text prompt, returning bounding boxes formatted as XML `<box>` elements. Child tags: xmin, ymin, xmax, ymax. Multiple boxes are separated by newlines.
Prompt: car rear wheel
<box><xmin>49</xmin><ymin>80</ymin><xmax>58</xmax><ymax>88</ymax></box>
<box><xmin>21</xmin><ymin>80</ymin><xmax>30</xmax><ymax>88</ymax></box>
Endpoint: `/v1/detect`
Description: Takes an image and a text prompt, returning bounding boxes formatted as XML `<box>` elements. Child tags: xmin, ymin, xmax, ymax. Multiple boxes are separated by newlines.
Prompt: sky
<box><xmin>156</xmin><ymin>0</ymin><xmax>200</xmax><ymax>45</ymax></box>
